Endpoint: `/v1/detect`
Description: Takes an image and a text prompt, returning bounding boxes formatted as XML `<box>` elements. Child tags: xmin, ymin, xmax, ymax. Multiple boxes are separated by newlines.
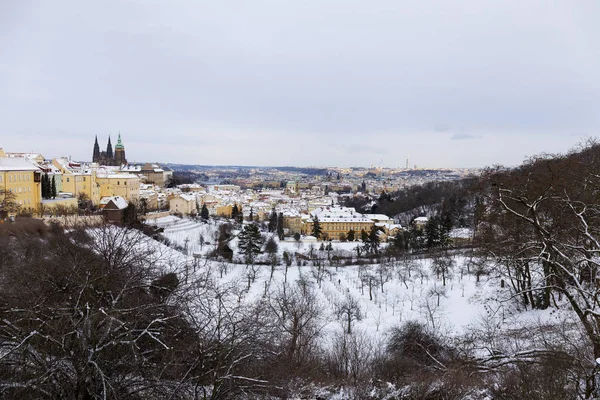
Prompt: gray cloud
<box><xmin>1</xmin><ymin>0</ymin><xmax>599</xmax><ymax>167</ymax></box>
<box><xmin>451</xmin><ymin>133</ymin><xmax>482</xmax><ymax>141</ymax></box>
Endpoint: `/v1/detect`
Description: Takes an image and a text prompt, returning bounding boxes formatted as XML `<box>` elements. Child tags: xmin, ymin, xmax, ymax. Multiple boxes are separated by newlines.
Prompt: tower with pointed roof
<box><xmin>114</xmin><ymin>133</ymin><xmax>127</xmax><ymax>166</ymax></box>
<box><xmin>93</xmin><ymin>135</ymin><xmax>101</xmax><ymax>162</ymax></box>
<box><xmin>106</xmin><ymin>136</ymin><xmax>113</xmax><ymax>160</ymax></box>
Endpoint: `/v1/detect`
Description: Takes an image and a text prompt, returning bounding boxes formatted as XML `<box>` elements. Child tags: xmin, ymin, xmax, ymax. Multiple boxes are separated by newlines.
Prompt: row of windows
<box><xmin>307</xmin><ymin>223</ymin><xmax>373</xmax><ymax>231</ymax></box>
<box><xmin>7</xmin><ymin>186</ymin><xmax>32</xmax><ymax>193</ymax></box>
<box><xmin>1</xmin><ymin>173</ymin><xmax>32</xmax><ymax>183</ymax></box>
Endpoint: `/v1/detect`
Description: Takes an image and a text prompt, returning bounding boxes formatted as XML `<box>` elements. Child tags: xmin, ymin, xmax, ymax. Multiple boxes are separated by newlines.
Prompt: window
<box><xmin>66</xmin><ymin>177</ymin><xmax>70</xmax><ymax>182</ymax></box>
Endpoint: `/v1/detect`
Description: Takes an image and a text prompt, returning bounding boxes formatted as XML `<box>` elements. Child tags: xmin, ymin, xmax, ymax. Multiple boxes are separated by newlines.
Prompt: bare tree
<box><xmin>431</xmin><ymin>251</ymin><xmax>455</xmax><ymax>287</ymax></box>
<box><xmin>265</xmin><ymin>281</ymin><xmax>324</xmax><ymax>376</ymax></box>
<box><xmin>335</xmin><ymin>293</ymin><xmax>363</xmax><ymax>335</ymax></box>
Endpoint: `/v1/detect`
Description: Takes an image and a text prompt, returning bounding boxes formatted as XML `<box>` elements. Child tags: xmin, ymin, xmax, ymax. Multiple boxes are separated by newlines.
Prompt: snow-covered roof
<box><xmin>173</xmin><ymin>193</ymin><xmax>196</xmax><ymax>203</ymax></box>
<box><xmin>100</xmin><ymin>196</ymin><xmax>128</xmax><ymax>210</ymax></box>
<box><xmin>368</xmin><ymin>214</ymin><xmax>393</xmax><ymax>221</ymax></box>
<box><xmin>96</xmin><ymin>171</ymin><xmax>140</xmax><ymax>179</ymax></box>
<box><xmin>0</xmin><ymin>157</ymin><xmax>38</xmax><ymax>171</ymax></box>
<box><xmin>310</xmin><ymin>206</ymin><xmax>374</xmax><ymax>223</ymax></box>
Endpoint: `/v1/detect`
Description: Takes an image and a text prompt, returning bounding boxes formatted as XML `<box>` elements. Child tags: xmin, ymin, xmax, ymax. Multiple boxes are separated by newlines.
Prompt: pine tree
<box><xmin>42</xmin><ymin>173</ymin><xmax>49</xmax><ymax>199</ymax></box>
<box><xmin>425</xmin><ymin>216</ymin><xmax>443</xmax><ymax>248</ymax></box>
<box><xmin>347</xmin><ymin>229</ymin><xmax>355</xmax><ymax>242</ymax></box>
<box><xmin>268</xmin><ymin>208</ymin><xmax>277</xmax><ymax>232</ymax></box>
<box><xmin>122</xmin><ymin>202</ymin><xmax>138</xmax><ymax>226</ymax></box>
<box><xmin>277</xmin><ymin>212</ymin><xmax>285</xmax><ymax>240</ymax></box>
<box><xmin>365</xmin><ymin>225</ymin><xmax>381</xmax><ymax>254</ymax></box>
<box><xmin>311</xmin><ymin>215</ymin><xmax>322</xmax><ymax>240</ymax></box>
<box><xmin>232</xmin><ymin>204</ymin><xmax>239</xmax><ymax>221</ymax></box>
<box><xmin>237</xmin><ymin>224</ymin><xmax>264</xmax><ymax>264</ymax></box>
<box><xmin>360</xmin><ymin>229</ymin><xmax>368</xmax><ymax>242</ymax></box>
<box><xmin>50</xmin><ymin>175</ymin><xmax>57</xmax><ymax>199</ymax></box>
<box><xmin>200</xmin><ymin>204</ymin><xmax>209</xmax><ymax>220</ymax></box>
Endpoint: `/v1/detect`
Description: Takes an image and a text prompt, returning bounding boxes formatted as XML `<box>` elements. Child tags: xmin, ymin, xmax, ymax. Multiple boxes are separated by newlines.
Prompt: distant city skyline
<box><xmin>1</xmin><ymin>1</ymin><xmax>598</xmax><ymax>168</ymax></box>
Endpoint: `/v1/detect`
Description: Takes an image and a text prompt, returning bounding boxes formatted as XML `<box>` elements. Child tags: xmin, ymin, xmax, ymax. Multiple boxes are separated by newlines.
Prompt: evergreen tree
<box><xmin>249</xmin><ymin>207</ymin><xmax>254</xmax><ymax>222</ymax></box>
<box><xmin>200</xmin><ymin>204</ymin><xmax>209</xmax><ymax>220</ymax></box>
<box><xmin>424</xmin><ymin>216</ymin><xmax>450</xmax><ymax>248</ymax></box>
<box><xmin>122</xmin><ymin>202</ymin><xmax>138</xmax><ymax>226</ymax></box>
<box><xmin>237</xmin><ymin>224</ymin><xmax>264</xmax><ymax>264</ymax></box>
<box><xmin>232</xmin><ymin>204</ymin><xmax>239</xmax><ymax>221</ymax></box>
<box><xmin>360</xmin><ymin>229</ymin><xmax>368</xmax><ymax>242</ymax></box>
<box><xmin>50</xmin><ymin>175</ymin><xmax>57</xmax><ymax>199</ymax></box>
<box><xmin>347</xmin><ymin>229</ymin><xmax>355</xmax><ymax>242</ymax></box>
<box><xmin>139</xmin><ymin>198</ymin><xmax>148</xmax><ymax>215</ymax></box>
<box><xmin>277</xmin><ymin>212</ymin><xmax>285</xmax><ymax>240</ymax></box>
<box><xmin>42</xmin><ymin>173</ymin><xmax>49</xmax><ymax>199</ymax></box>
<box><xmin>311</xmin><ymin>215</ymin><xmax>322</xmax><ymax>239</ymax></box>
<box><xmin>365</xmin><ymin>225</ymin><xmax>381</xmax><ymax>254</ymax></box>
<box><xmin>268</xmin><ymin>208</ymin><xmax>277</xmax><ymax>232</ymax></box>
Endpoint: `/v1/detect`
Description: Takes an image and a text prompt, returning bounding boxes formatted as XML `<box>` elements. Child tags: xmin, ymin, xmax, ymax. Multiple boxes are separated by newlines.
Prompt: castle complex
<box><xmin>93</xmin><ymin>134</ymin><xmax>127</xmax><ymax>166</ymax></box>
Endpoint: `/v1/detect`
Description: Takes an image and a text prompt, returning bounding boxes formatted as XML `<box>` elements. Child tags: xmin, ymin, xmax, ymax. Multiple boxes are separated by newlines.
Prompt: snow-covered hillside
<box><xmin>144</xmin><ymin>216</ymin><xmax>564</xmax><ymax>348</ymax></box>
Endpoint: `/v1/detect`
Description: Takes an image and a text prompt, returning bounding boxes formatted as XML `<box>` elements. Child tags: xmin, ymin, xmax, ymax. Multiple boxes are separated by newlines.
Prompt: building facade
<box><xmin>0</xmin><ymin>157</ymin><xmax>42</xmax><ymax>215</ymax></box>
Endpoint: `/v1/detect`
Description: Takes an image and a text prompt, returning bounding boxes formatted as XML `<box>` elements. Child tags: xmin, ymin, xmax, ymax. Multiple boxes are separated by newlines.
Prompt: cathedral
<box><xmin>93</xmin><ymin>134</ymin><xmax>127</xmax><ymax>166</ymax></box>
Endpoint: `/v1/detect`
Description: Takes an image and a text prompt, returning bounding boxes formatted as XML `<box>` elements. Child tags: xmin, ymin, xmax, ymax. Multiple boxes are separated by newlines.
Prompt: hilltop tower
<box><xmin>114</xmin><ymin>133</ymin><xmax>127</xmax><ymax>166</ymax></box>
<box><xmin>93</xmin><ymin>135</ymin><xmax>101</xmax><ymax>162</ymax></box>
<box><xmin>106</xmin><ymin>136</ymin><xmax>113</xmax><ymax>160</ymax></box>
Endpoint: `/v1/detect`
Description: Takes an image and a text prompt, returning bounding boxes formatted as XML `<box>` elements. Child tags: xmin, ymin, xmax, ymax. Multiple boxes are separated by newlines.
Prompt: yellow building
<box><xmin>0</xmin><ymin>157</ymin><xmax>42</xmax><ymax>215</ymax></box>
<box><xmin>282</xmin><ymin>213</ymin><xmax>303</xmax><ymax>234</ymax></box>
<box><xmin>301</xmin><ymin>207</ymin><xmax>375</xmax><ymax>240</ymax></box>
<box><xmin>95</xmin><ymin>172</ymin><xmax>140</xmax><ymax>201</ymax></box>
<box><xmin>169</xmin><ymin>193</ymin><xmax>196</xmax><ymax>215</ymax></box>
<box><xmin>52</xmin><ymin>159</ymin><xmax>141</xmax><ymax>205</ymax></box>
<box><xmin>52</xmin><ymin>158</ymin><xmax>100</xmax><ymax>204</ymax></box>
<box><xmin>62</xmin><ymin>172</ymin><xmax>99</xmax><ymax>203</ymax></box>
<box><xmin>215</xmin><ymin>203</ymin><xmax>243</xmax><ymax>218</ymax></box>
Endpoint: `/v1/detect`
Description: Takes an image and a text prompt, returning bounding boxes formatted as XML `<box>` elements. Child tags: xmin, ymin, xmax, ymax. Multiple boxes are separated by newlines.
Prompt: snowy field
<box><xmin>142</xmin><ymin>215</ymin><xmax>567</xmax><ymax>348</ymax></box>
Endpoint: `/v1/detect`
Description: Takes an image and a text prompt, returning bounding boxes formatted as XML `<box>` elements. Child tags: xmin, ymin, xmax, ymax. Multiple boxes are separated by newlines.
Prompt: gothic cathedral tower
<box><xmin>114</xmin><ymin>133</ymin><xmax>127</xmax><ymax>166</ymax></box>
<box><xmin>106</xmin><ymin>136</ymin><xmax>113</xmax><ymax>160</ymax></box>
<box><xmin>93</xmin><ymin>135</ymin><xmax>101</xmax><ymax>162</ymax></box>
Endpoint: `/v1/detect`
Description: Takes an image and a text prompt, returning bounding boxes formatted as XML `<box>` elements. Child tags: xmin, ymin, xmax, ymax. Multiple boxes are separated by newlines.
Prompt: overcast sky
<box><xmin>1</xmin><ymin>1</ymin><xmax>599</xmax><ymax>168</ymax></box>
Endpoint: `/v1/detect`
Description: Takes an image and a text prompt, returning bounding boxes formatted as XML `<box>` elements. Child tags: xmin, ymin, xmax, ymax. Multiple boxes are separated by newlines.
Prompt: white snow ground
<box><xmin>142</xmin><ymin>216</ymin><xmax>567</xmax><ymax>348</ymax></box>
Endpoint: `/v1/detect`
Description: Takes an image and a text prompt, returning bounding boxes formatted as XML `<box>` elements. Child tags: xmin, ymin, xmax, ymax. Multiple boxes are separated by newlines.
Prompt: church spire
<box><xmin>114</xmin><ymin>132</ymin><xmax>127</xmax><ymax>166</ymax></box>
<box><xmin>93</xmin><ymin>135</ymin><xmax>100</xmax><ymax>162</ymax></box>
<box><xmin>115</xmin><ymin>132</ymin><xmax>124</xmax><ymax>149</ymax></box>
<box><xmin>106</xmin><ymin>135</ymin><xmax>113</xmax><ymax>159</ymax></box>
